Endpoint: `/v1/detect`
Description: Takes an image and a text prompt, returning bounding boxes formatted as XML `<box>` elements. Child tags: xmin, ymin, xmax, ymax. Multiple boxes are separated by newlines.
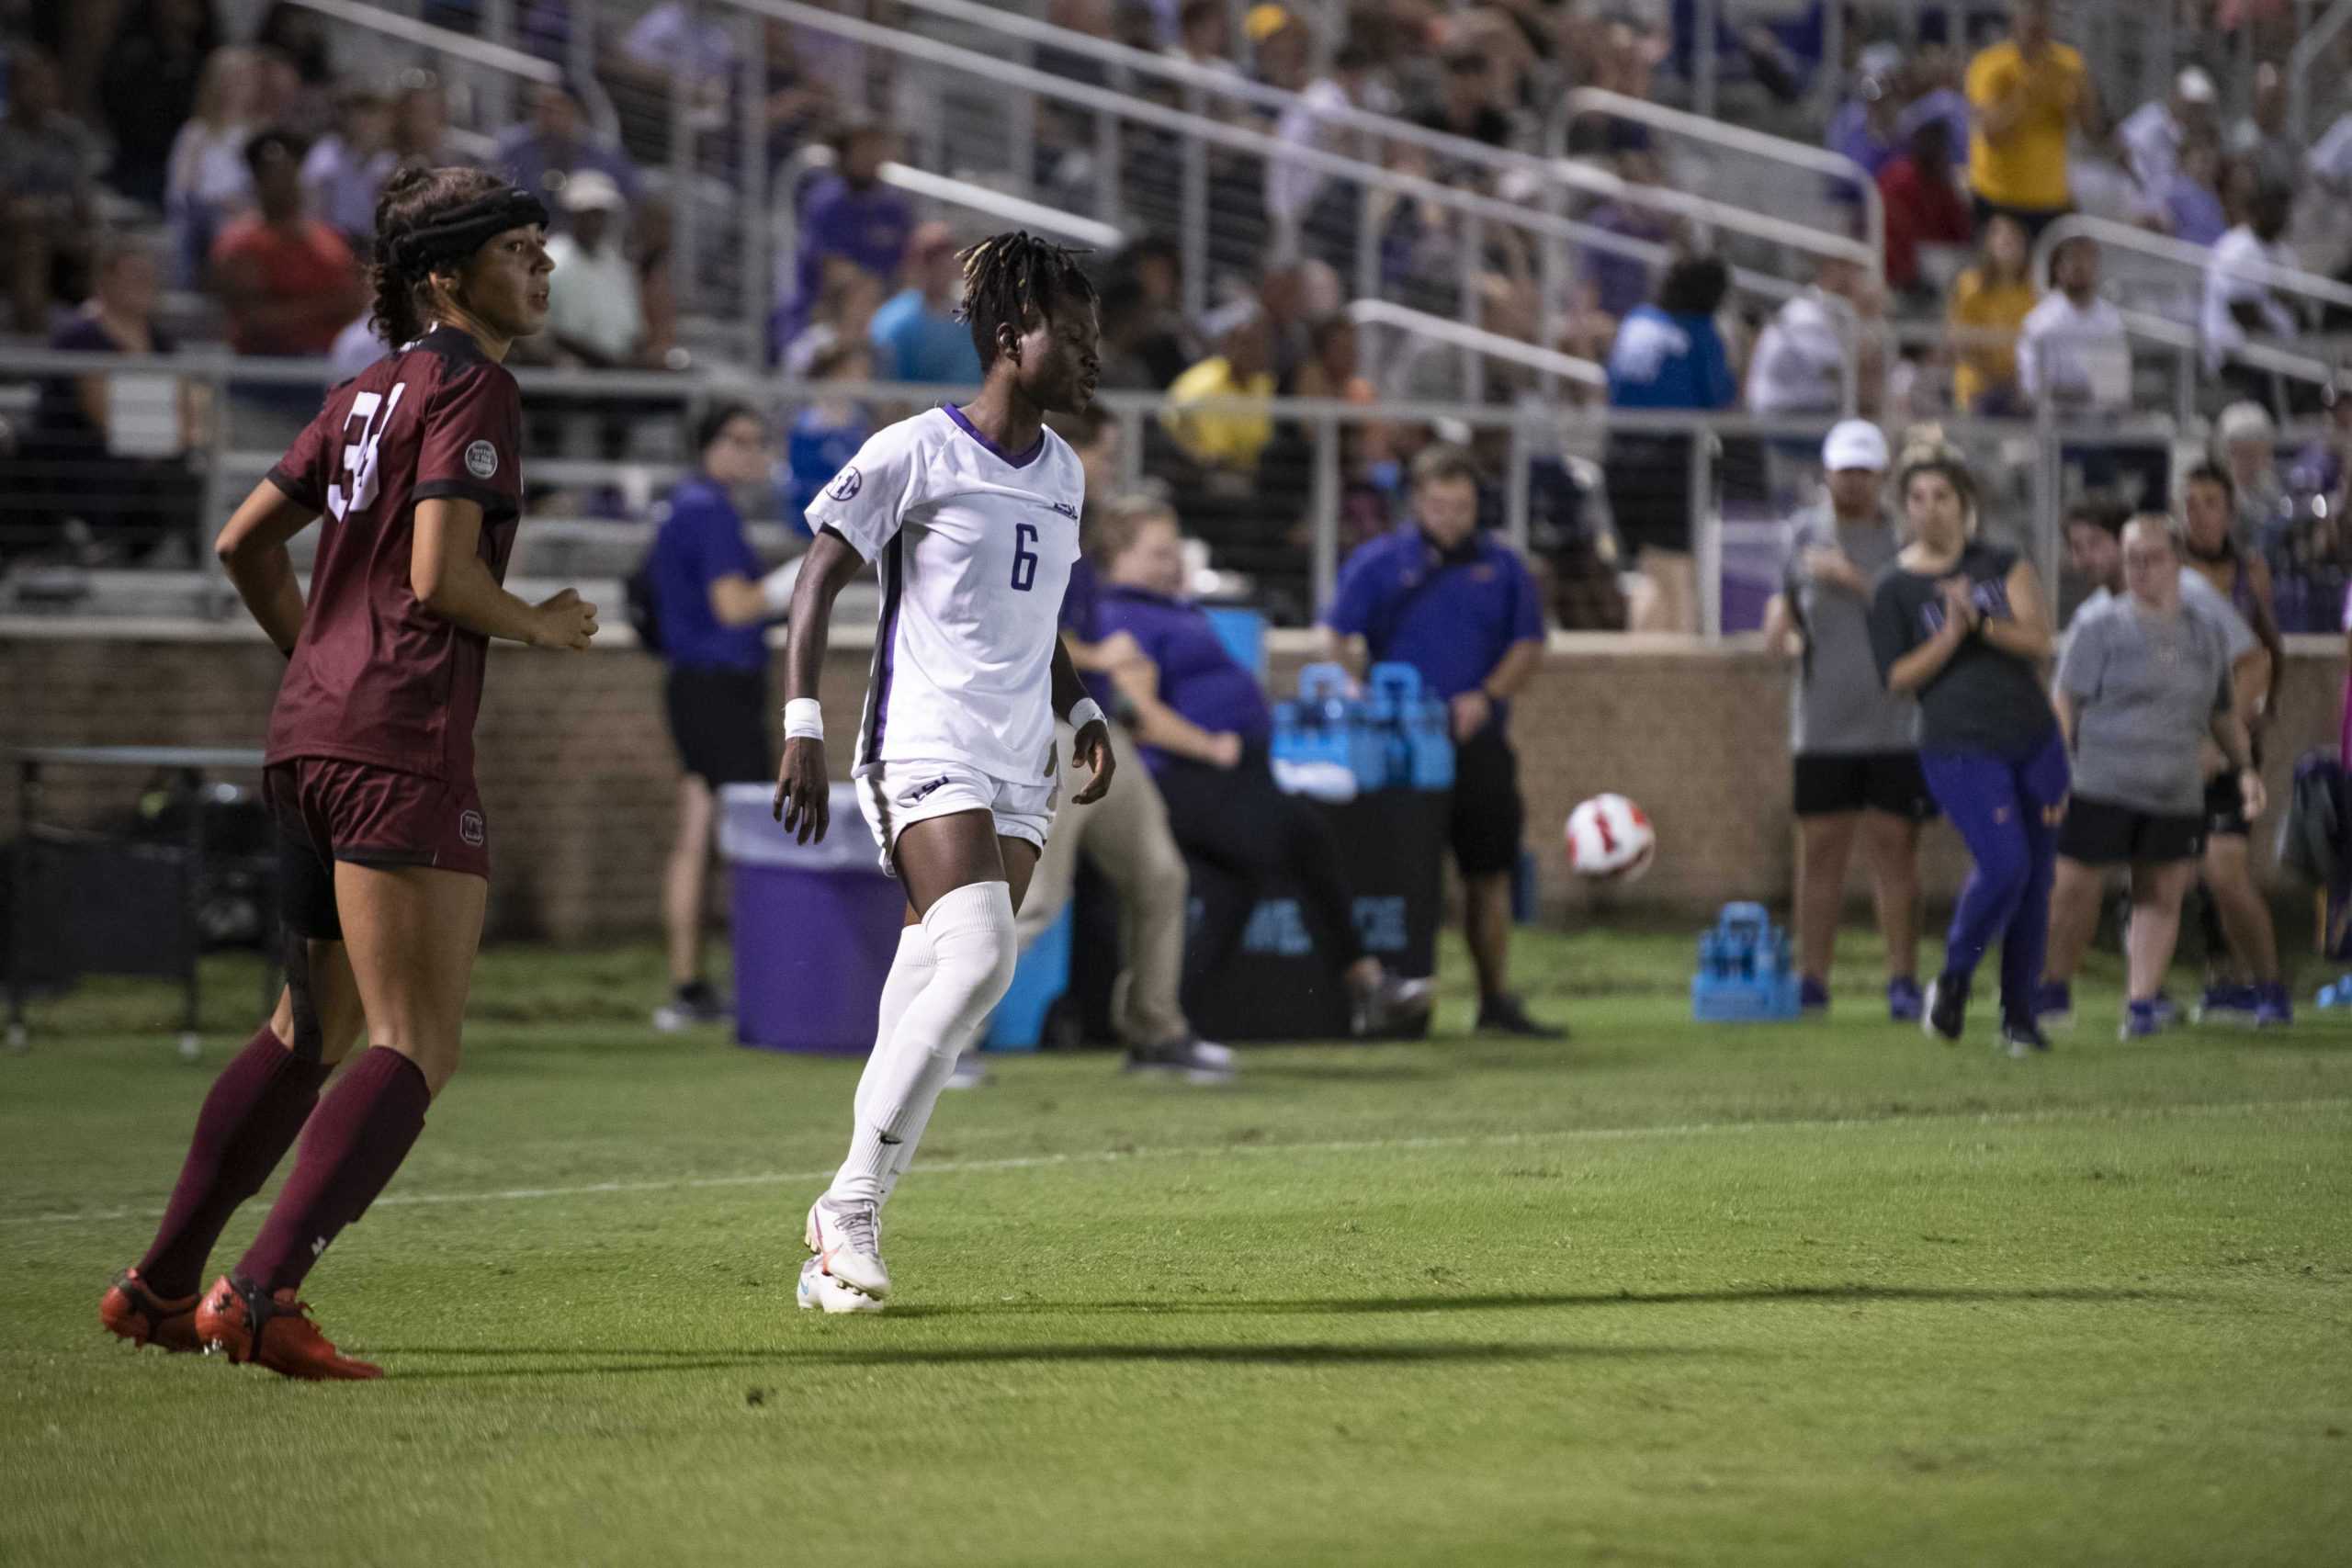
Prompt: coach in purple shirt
<box><xmin>1321</xmin><ymin>444</ymin><xmax>1555</xmax><ymax>1038</ymax></box>
<box><xmin>1093</xmin><ymin>496</ymin><xmax>1431</xmax><ymax>1037</ymax></box>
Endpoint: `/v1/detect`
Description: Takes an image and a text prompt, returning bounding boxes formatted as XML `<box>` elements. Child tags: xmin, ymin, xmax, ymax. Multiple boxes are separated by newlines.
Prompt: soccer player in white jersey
<box><xmin>774</xmin><ymin>232</ymin><xmax>1114</xmax><ymax>1313</ymax></box>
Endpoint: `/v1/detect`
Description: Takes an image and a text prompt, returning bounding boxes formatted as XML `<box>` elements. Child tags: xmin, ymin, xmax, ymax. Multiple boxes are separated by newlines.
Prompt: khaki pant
<box><xmin>1017</xmin><ymin>722</ymin><xmax>1191</xmax><ymax>1047</ymax></box>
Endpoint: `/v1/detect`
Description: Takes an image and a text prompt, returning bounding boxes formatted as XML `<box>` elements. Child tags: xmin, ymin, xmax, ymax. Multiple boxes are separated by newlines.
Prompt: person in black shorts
<box><xmin>1763</xmin><ymin>420</ymin><xmax>1933</xmax><ymax>1020</ymax></box>
<box><xmin>1324</xmin><ymin>444</ymin><xmax>1557</xmax><ymax>1036</ymax></box>
<box><xmin>2052</xmin><ymin>516</ymin><xmax>2261</xmax><ymax>1038</ymax></box>
<box><xmin>645</xmin><ymin>402</ymin><xmax>801</xmax><ymax>1029</ymax></box>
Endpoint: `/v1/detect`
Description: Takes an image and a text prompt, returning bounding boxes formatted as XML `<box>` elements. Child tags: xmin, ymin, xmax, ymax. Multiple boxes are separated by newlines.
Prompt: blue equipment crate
<box><xmin>1691</xmin><ymin>901</ymin><xmax>1803</xmax><ymax>1023</ymax></box>
<box><xmin>986</xmin><ymin>904</ymin><xmax>1070</xmax><ymax>1051</ymax></box>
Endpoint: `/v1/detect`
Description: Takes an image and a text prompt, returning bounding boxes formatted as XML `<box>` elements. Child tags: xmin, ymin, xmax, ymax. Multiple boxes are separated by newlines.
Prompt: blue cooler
<box><xmin>719</xmin><ymin>782</ymin><xmax>905</xmax><ymax>1054</ymax></box>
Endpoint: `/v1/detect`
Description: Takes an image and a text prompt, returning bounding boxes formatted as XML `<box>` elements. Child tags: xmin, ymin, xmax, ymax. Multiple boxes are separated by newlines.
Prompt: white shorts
<box><xmin>854</xmin><ymin>759</ymin><xmax>1058</xmax><ymax>874</ymax></box>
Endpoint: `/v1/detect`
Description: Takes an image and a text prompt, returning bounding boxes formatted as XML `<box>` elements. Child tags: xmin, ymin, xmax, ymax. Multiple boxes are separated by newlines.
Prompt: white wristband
<box><xmin>1068</xmin><ymin>698</ymin><xmax>1106</xmax><ymax>731</ymax></box>
<box><xmin>759</xmin><ymin>558</ymin><xmax>803</xmax><ymax>615</ymax></box>
<box><xmin>783</xmin><ymin>697</ymin><xmax>824</xmax><ymax>741</ymax></box>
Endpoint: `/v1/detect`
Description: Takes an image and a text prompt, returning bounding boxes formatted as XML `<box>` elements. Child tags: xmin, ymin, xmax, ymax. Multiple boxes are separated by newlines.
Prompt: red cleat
<box><xmin>194</xmin><ymin>1275</ymin><xmax>382</xmax><ymax>1382</ymax></box>
<box><xmin>99</xmin><ymin>1269</ymin><xmax>202</xmax><ymax>1353</ymax></box>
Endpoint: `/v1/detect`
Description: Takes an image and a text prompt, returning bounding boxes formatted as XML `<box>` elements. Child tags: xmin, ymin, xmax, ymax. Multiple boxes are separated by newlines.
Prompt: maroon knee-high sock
<box><xmin>234</xmin><ymin>1046</ymin><xmax>430</xmax><ymax>1294</ymax></box>
<box><xmin>136</xmin><ymin>1025</ymin><xmax>332</xmax><ymax>1299</ymax></box>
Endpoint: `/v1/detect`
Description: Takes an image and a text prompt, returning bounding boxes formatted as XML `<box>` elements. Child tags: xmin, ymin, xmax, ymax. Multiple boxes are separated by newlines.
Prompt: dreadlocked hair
<box><xmin>368</xmin><ymin>164</ymin><xmax>512</xmax><ymax>349</ymax></box>
<box><xmin>955</xmin><ymin>230</ymin><xmax>1097</xmax><ymax>370</ymax></box>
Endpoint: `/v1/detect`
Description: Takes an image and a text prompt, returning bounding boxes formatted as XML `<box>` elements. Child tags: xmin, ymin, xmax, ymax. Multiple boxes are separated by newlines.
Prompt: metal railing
<box><xmin>288</xmin><ymin>0</ymin><xmax>622</xmax><ymax>142</ymax></box>
<box><xmin>0</xmin><ymin>346</ymin><xmax>2268</xmax><ymax>637</ymax></box>
<box><xmin>2290</xmin><ymin>0</ymin><xmax>2352</xmax><ymax>141</ymax></box>
<box><xmin>1345</xmin><ymin>299</ymin><xmax>1606</xmax><ymax>400</ymax></box>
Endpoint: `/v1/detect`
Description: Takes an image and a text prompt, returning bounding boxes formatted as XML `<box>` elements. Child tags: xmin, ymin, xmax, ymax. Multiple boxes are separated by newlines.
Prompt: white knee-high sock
<box><xmin>876</xmin><ymin>1018</ymin><xmax>979</xmax><ymax>1208</ymax></box>
<box><xmin>829</xmin><ymin>881</ymin><xmax>1018</xmax><ymax>1206</ymax></box>
<box><xmin>849</xmin><ymin>925</ymin><xmax>935</xmax><ymax>1128</ymax></box>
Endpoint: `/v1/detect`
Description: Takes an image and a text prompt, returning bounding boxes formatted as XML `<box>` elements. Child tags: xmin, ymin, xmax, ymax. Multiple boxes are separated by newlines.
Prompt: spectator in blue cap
<box><xmin>1321</xmin><ymin>444</ymin><xmax>1556</xmax><ymax>1038</ymax></box>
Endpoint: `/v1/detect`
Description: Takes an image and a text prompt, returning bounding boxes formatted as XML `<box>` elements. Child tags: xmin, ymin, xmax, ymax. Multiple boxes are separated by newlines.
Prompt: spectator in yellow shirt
<box><xmin>1965</xmin><ymin>0</ymin><xmax>2098</xmax><ymax>237</ymax></box>
<box><xmin>1160</xmin><ymin>301</ymin><xmax>1276</xmax><ymax>472</ymax></box>
<box><xmin>1946</xmin><ymin>214</ymin><xmax>2041</xmax><ymax>413</ymax></box>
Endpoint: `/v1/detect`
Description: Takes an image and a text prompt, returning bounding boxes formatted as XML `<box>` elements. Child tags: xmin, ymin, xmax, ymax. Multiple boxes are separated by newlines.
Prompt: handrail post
<box><xmin>1181</xmin><ymin>83</ymin><xmax>1208</xmax><ymax>323</ymax></box>
<box><xmin>200</xmin><ymin>356</ymin><xmax>228</xmax><ymax>565</ymax></box>
<box><xmin>1693</xmin><ymin>0</ymin><xmax>1721</xmax><ymax>120</ymax></box>
<box><xmin>670</xmin><ymin>0</ymin><xmax>700</xmax><ymax>328</ymax></box>
<box><xmin>1311</xmin><ymin>413</ymin><xmax>1340</xmax><ymax>613</ymax></box>
<box><xmin>1694</xmin><ymin>427</ymin><xmax>1721</xmax><ymax>641</ymax></box>
<box><xmin>1504</xmin><ymin>406</ymin><xmax>1532</xmax><ymax>557</ymax></box>
<box><xmin>1459</xmin><ymin>213</ymin><xmax>1485</xmax><ymax>405</ymax></box>
<box><xmin>738</xmin><ymin>8</ymin><xmax>767</xmax><ymax>365</ymax></box>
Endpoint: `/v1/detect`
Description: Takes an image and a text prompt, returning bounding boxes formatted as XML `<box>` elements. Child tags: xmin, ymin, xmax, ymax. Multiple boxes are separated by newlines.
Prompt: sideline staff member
<box><xmin>648</xmin><ymin>403</ymin><xmax>797</xmax><ymax>1030</ymax></box>
<box><xmin>1322</xmin><ymin>444</ymin><xmax>1556</xmax><ymax>1038</ymax></box>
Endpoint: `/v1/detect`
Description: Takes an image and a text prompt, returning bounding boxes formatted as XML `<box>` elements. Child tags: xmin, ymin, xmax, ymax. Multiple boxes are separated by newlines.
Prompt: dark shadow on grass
<box><xmin>939</xmin><ymin>1282</ymin><xmax>2204</xmax><ymax>1316</ymax></box>
<box><xmin>382</xmin><ymin>1340</ymin><xmax>1709</xmax><ymax>1382</ymax></box>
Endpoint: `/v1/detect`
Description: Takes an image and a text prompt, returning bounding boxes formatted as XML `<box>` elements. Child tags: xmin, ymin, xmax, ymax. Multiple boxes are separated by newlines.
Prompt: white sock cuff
<box><xmin>895</xmin><ymin>922</ymin><xmax>936</xmax><ymax>966</ymax></box>
<box><xmin>920</xmin><ymin>879</ymin><xmax>1017</xmax><ymax>942</ymax></box>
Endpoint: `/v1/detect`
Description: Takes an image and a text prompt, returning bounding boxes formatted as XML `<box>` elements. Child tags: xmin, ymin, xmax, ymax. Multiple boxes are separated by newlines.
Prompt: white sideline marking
<box><xmin>8</xmin><ymin>1095</ymin><xmax>2347</xmax><ymax>1231</ymax></box>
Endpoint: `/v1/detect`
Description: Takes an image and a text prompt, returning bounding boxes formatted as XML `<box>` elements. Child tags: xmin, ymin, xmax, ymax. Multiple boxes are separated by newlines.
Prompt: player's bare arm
<box><xmin>214</xmin><ymin>479</ymin><xmax>321</xmax><ymax>655</ymax></box>
<box><xmin>774</xmin><ymin>525</ymin><xmax>866</xmax><ymax>840</ymax></box>
<box><xmin>413</xmin><ymin>495</ymin><xmax>597</xmax><ymax>649</ymax></box>
<box><xmin>1051</xmin><ymin>633</ymin><xmax>1114</xmax><ymax>804</ymax></box>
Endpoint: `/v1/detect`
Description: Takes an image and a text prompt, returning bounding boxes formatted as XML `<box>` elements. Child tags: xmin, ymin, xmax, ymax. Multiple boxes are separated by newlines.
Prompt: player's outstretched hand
<box><xmin>1070</xmin><ymin>718</ymin><xmax>1115</xmax><ymax>805</ymax></box>
<box><xmin>531</xmin><ymin>588</ymin><xmax>599</xmax><ymax>650</ymax></box>
<box><xmin>775</xmin><ymin>736</ymin><xmax>830</xmax><ymax>841</ymax></box>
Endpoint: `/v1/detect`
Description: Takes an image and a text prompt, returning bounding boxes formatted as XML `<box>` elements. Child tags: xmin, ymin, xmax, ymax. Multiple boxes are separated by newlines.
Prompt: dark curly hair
<box><xmin>956</xmin><ymin>230</ymin><xmax>1098</xmax><ymax>371</ymax></box>
<box><xmin>367</xmin><ymin>164</ymin><xmax>514</xmax><ymax>349</ymax></box>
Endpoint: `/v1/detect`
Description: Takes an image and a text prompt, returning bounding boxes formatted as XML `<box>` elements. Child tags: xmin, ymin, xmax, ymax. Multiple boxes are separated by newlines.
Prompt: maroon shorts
<box><xmin>265</xmin><ymin>759</ymin><xmax>491</xmax><ymax>939</ymax></box>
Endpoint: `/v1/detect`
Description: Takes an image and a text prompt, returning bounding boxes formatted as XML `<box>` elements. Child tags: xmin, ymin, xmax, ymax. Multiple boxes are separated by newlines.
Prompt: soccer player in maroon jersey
<box><xmin>96</xmin><ymin>167</ymin><xmax>596</xmax><ymax>1380</ymax></box>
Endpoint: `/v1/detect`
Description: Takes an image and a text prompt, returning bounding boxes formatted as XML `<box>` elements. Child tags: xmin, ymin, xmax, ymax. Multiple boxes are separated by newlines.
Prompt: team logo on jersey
<box><xmin>464</xmin><ymin>440</ymin><xmax>499</xmax><ymax>480</ymax></box>
<box><xmin>458</xmin><ymin>809</ymin><xmax>486</xmax><ymax>847</ymax></box>
<box><xmin>908</xmin><ymin>776</ymin><xmax>952</xmax><ymax>803</ymax></box>
<box><xmin>1050</xmin><ymin>501</ymin><xmax>1078</xmax><ymax>519</ymax></box>
<box><xmin>828</xmin><ymin>466</ymin><xmax>863</xmax><ymax>502</ymax></box>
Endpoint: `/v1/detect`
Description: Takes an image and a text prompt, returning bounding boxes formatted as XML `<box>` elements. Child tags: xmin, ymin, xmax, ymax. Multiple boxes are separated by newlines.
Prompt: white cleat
<box><xmin>805</xmin><ymin>1196</ymin><xmax>891</xmax><ymax>1300</ymax></box>
<box><xmin>797</xmin><ymin>1256</ymin><xmax>885</xmax><ymax>1314</ymax></box>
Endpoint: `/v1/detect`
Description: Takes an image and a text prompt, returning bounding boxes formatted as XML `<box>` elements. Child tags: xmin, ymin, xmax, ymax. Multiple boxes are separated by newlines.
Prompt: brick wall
<box><xmin>5</xmin><ymin>626</ymin><xmax>2341</xmax><ymax>941</ymax></box>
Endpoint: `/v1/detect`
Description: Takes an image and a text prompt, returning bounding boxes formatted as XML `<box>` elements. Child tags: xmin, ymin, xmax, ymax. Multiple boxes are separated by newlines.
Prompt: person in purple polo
<box><xmin>1320</xmin><ymin>444</ymin><xmax>1556</xmax><ymax>1038</ymax></box>
<box><xmin>1092</xmin><ymin>495</ymin><xmax>1432</xmax><ymax>1038</ymax></box>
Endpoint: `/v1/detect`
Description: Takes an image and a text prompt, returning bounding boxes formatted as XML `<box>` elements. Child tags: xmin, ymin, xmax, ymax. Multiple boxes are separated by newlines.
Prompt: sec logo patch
<box><xmin>827</xmin><ymin>466</ymin><xmax>863</xmax><ymax>502</ymax></box>
<box><xmin>464</xmin><ymin>440</ymin><xmax>499</xmax><ymax>480</ymax></box>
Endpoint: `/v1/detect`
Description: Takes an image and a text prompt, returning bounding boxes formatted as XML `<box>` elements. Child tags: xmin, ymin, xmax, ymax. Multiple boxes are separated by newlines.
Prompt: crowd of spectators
<box><xmin>8</xmin><ymin>0</ymin><xmax>2352</xmax><ymax>625</ymax></box>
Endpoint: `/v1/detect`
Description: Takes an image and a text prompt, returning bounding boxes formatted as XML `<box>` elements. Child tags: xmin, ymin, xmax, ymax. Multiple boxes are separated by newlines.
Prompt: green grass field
<box><xmin>4</xmin><ymin>927</ymin><xmax>2347</xmax><ymax>1567</ymax></box>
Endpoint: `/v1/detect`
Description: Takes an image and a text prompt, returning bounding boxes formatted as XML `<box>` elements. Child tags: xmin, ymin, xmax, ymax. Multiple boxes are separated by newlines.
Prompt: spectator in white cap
<box><xmin>542</xmin><ymin>167</ymin><xmax>644</xmax><ymax>368</ymax></box>
<box><xmin>2119</xmin><ymin>67</ymin><xmax>2218</xmax><ymax>208</ymax></box>
<box><xmin>1763</xmin><ymin>419</ymin><xmax>1931</xmax><ymax>1021</ymax></box>
<box><xmin>2215</xmin><ymin>400</ymin><xmax>2289</xmax><ymax>551</ymax></box>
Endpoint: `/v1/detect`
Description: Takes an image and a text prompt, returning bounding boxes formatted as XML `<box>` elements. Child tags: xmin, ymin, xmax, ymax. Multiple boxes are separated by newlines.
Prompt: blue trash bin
<box><xmin>719</xmin><ymin>782</ymin><xmax>906</xmax><ymax>1054</ymax></box>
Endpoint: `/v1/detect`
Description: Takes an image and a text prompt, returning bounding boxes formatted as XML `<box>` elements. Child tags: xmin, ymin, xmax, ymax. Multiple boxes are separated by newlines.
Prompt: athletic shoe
<box><xmin>652</xmin><ymin>980</ymin><xmax>731</xmax><ymax>1033</ymax></box>
<box><xmin>1923</xmin><ymin>974</ymin><xmax>1967</xmax><ymax>1043</ymax></box>
<box><xmin>1187</xmin><ymin>1037</ymin><xmax>1234</xmax><ymax>1068</ymax></box>
<box><xmin>193</xmin><ymin>1274</ymin><xmax>381</xmax><ymax>1381</ymax></box>
<box><xmin>2032</xmin><ymin>980</ymin><xmax>2074</xmax><ymax>1032</ymax></box>
<box><xmin>2193</xmin><ymin>984</ymin><xmax>2259</xmax><ymax>1027</ymax></box>
<box><xmin>1125</xmin><ymin>1035</ymin><xmax>1238</xmax><ymax>1084</ymax></box>
<box><xmin>944</xmin><ymin>1052</ymin><xmax>989</xmax><ymax>1089</ymax></box>
<box><xmin>2147</xmin><ymin>992</ymin><xmax>2181</xmax><ymax>1030</ymax></box>
<box><xmin>98</xmin><ymin>1268</ymin><xmax>200</xmax><ymax>1353</ymax></box>
<box><xmin>805</xmin><ymin>1196</ymin><xmax>889</xmax><ymax>1300</ymax></box>
<box><xmin>1885</xmin><ymin>976</ymin><xmax>1923</xmax><ymax>1022</ymax></box>
<box><xmin>1351</xmin><ymin>972</ymin><xmax>1434</xmax><ymax>1037</ymax></box>
<box><xmin>2253</xmin><ymin>983</ymin><xmax>2294</xmax><ymax>1028</ymax></box>
<box><xmin>1475</xmin><ymin>994</ymin><xmax>1567</xmax><ymax>1039</ymax></box>
<box><xmin>1797</xmin><ymin>976</ymin><xmax>1830</xmax><ymax>1015</ymax></box>
<box><xmin>2000</xmin><ymin>1020</ymin><xmax>2052</xmax><ymax>1058</ymax></box>
<box><xmin>797</xmin><ymin>1256</ymin><xmax>885</xmax><ymax>1314</ymax></box>
<box><xmin>2120</xmin><ymin>999</ymin><xmax>2166</xmax><ymax>1040</ymax></box>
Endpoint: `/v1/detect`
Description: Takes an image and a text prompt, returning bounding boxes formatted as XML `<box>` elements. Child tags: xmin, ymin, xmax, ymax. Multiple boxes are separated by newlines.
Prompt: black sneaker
<box><xmin>1351</xmin><ymin>971</ymin><xmax>1434</xmax><ymax>1037</ymax></box>
<box><xmin>1475</xmin><ymin>994</ymin><xmax>1567</xmax><ymax>1039</ymax></box>
<box><xmin>653</xmin><ymin>980</ymin><xmax>731</xmax><ymax>1032</ymax></box>
<box><xmin>1124</xmin><ymin>1036</ymin><xmax>1237</xmax><ymax>1084</ymax></box>
<box><xmin>1923</xmin><ymin>974</ymin><xmax>1967</xmax><ymax>1043</ymax></box>
<box><xmin>1999</xmin><ymin>1019</ymin><xmax>2052</xmax><ymax>1058</ymax></box>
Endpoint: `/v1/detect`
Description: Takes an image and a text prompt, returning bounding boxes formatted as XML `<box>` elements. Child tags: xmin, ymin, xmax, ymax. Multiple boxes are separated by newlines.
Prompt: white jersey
<box><xmin>805</xmin><ymin>405</ymin><xmax>1083</xmax><ymax>785</ymax></box>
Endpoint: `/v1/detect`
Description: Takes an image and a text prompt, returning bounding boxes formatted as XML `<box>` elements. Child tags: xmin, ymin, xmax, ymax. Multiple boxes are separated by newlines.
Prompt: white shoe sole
<box><xmin>805</xmin><ymin>1202</ymin><xmax>891</xmax><ymax>1300</ymax></box>
<box><xmin>797</xmin><ymin>1258</ymin><xmax>884</xmax><ymax>1314</ymax></box>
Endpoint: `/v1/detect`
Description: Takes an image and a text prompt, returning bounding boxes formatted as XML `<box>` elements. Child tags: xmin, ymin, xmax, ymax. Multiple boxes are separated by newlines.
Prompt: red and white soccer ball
<box><xmin>1566</xmin><ymin>794</ymin><xmax>1657</xmax><ymax>883</ymax></box>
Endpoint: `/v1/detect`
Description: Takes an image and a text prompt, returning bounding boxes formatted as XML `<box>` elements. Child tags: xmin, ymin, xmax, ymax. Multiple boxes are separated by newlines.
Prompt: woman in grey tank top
<box><xmin>1763</xmin><ymin>420</ymin><xmax>1931</xmax><ymax>1021</ymax></box>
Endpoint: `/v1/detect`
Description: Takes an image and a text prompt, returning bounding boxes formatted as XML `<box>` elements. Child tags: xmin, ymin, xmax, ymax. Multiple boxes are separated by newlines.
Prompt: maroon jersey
<box><xmin>264</xmin><ymin>326</ymin><xmax>525</xmax><ymax>782</ymax></box>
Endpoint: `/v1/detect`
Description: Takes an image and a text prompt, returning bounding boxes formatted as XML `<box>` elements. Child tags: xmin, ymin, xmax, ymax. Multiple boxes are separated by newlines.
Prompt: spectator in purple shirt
<box><xmin>1091</xmin><ymin>495</ymin><xmax>1433</xmax><ymax>1037</ymax></box>
<box><xmin>1826</xmin><ymin>50</ymin><xmax>1903</xmax><ymax>191</ymax></box>
<box><xmin>776</xmin><ymin>121</ymin><xmax>911</xmax><ymax>356</ymax></box>
<box><xmin>492</xmin><ymin>83</ymin><xmax>643</xmax><ymax>232</ymax></box>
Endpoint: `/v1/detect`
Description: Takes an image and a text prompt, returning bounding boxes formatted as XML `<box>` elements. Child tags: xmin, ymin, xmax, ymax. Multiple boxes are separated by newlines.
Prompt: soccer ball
<box><xmin>1566</xmin><ymin>794</ymin><xmax>1657</xmax><ymax>883</ymax></box>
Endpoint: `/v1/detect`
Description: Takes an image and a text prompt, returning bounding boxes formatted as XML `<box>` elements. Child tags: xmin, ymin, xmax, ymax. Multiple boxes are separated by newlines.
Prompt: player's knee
<box><xmin>922</xmin><ymin>879</ymin><xmax>1021</xmax><ymax>1020</ymax></box>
